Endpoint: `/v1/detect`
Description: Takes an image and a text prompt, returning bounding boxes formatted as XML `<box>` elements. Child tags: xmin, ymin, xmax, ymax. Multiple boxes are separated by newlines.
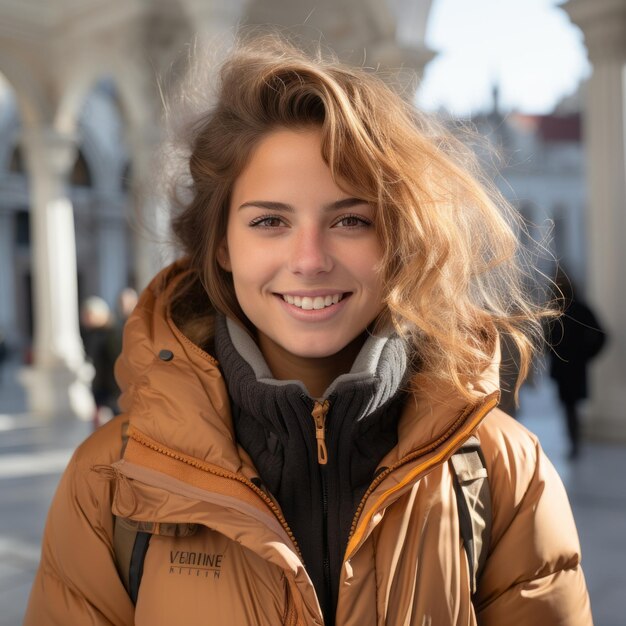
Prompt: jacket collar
<box><xmin>214</xmin><ymin>312</ymin><xmax>409</xmax><ymax>418</ymax></box>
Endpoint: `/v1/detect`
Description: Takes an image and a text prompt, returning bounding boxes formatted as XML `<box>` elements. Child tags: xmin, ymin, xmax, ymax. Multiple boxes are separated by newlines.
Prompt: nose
<box><xmin>287</xmin><ymin>225</ymin><xmax>333</xmax><ymax>276</ymax></box>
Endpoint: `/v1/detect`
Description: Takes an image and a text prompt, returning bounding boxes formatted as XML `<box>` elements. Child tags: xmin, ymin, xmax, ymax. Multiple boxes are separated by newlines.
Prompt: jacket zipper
<box><xmin>311</xmin><ymin>399</ymin><xmax>329</xmax><ymax>464</ymax></box>
<box><xmin>126</xmin><ymin>427</ymin><xmax>303</xmax><ymax>561</ymax></box>
<box><xmin>321</xmin><ymin>460</ymin><xmax>331</xmax><ymax>620</ymax></box>
<box><xmin>346</xmin><ymin>392</ymin><xmax>500</xmax><ymax>555</ymax></box>
<box><xmin>311</xmin><ymin>399</ymin><xmax>332</xmax><ymax>620</ymax></box>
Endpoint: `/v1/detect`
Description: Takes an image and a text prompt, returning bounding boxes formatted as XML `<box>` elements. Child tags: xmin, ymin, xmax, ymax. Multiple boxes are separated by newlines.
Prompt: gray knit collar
<box><xmin>220</xmin><ymin>315</ymin><xmax>407</xmax><ymax>401</ymax></box>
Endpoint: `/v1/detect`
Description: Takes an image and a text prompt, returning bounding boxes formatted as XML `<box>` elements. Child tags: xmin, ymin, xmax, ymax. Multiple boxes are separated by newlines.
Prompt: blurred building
<box><xmin>566</xmin><ymin>0</ymin><xmax>626</xmax><ymax>442</ymax></box>
<box><xmin>0</xmin><ymin>78</ymin><xmax>133</xmax><ymax>351</ymax></box>
<box><xmin>0</xmin><ymin>0</ymin><xmax>434</xmax><ymax>419</ymax></box>
<box><xmin>467</xmin><ymin>0</ymin><xmax>626</xmax><ymax>445</ymax></box>
<box><xmin>469</xmin><ymin>94</ymin><xmax>586</xmax><ymax>288</ymax></box>
<box><xmin>0</xmin><ymin>0</ymin><xmax>623</xmax><ymax>443</ymax></box>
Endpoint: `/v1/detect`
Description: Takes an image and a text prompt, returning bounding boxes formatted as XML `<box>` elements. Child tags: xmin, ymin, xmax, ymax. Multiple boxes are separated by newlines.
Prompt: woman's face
<box><xmin>219</xmin><ymin>127</ymin><xmax>384</xmax><ymax>365</ymax></box>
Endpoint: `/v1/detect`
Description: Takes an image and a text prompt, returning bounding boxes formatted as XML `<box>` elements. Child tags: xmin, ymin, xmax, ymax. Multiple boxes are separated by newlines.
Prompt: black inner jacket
<box><xmin>213</xmin><ymin>314</ymin><xmax>408</xmax><ymax>624</ymax></box>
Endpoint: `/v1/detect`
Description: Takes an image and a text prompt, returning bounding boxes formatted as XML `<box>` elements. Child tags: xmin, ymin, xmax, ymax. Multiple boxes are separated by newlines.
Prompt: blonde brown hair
<box><xmin>168</xmin><ymin>35</ymin><xmax>550</xmax><ymax>400</ymax></box>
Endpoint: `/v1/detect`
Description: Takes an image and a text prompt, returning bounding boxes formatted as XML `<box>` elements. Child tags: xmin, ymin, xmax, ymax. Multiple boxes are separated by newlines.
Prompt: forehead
<box><xmin>230</xmin><ymin>128</ymin><xmax>356</xmax><ymax>206</ymax></box>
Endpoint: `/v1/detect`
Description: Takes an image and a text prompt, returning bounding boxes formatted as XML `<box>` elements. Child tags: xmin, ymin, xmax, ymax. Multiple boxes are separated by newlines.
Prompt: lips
<box><xmin>282</xmin><ymin>294</ymin><xmax>344</xmax><ymax>310</ymax></box>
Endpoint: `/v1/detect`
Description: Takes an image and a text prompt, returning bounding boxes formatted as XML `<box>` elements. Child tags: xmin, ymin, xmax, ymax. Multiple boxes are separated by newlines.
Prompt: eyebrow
<box><xmin>237</xmin><ymin>197</ymin><xmax>368</xmax><ymax>212</ymax></box>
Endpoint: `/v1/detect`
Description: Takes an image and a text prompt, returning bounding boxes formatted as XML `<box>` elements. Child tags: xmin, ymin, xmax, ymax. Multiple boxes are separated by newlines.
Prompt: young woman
<box><xmin>25</xmin><ymin>37</ymin><xmax>592</xmax><ymax>625</ymax></box>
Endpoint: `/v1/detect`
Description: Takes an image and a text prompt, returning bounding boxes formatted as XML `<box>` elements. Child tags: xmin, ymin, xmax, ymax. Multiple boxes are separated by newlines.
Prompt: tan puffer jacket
<box><xmin>24</xmin><ymin>265</ymin><xmax>593</xmax><ymax>625</ymax></box>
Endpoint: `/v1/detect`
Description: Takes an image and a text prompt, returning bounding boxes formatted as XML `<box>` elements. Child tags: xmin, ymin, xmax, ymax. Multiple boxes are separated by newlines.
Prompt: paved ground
<box><xmin>0</xmin><ymin>359</ymin><xmax>624</xmax><ymax>625</ymax></box>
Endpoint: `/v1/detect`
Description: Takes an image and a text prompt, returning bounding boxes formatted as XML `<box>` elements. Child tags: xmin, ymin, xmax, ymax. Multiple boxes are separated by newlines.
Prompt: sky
<box><xmin>416</xmin><ymin>0</ymin><xmax>591</xmax><ymax>116</ymax></box>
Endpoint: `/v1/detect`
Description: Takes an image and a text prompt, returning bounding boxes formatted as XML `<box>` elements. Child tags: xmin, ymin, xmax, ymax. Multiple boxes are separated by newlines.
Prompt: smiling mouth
<box><xmin>281</xmin><ymin>293</ymin><xmax>345</xmax><ymax>310</ymax></box>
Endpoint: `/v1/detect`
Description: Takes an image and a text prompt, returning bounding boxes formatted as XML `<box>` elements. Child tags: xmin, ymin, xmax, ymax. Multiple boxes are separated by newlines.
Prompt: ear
<box><xmin>216</xmin><ymin>239</ymin><xmax>231</xmax><ymax>271</ymax></box>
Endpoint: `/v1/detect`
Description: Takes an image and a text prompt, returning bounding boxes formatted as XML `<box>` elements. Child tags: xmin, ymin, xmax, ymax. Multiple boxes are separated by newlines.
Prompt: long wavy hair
<box><xmin>167</xmin><ymin>34</ymin><xmax>551</xmax><ymax>400</ymax></box>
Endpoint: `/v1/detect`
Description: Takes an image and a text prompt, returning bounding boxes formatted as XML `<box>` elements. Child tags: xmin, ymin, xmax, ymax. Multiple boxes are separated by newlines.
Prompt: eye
<box><xmin>249</xmin><ymin>215</ymin><xmax>286</xmax><ymax>228</ymax></box>
<box><xmin>333</xmin><ymin>213</ymin><xmax>373</xmax><ymax>229</ymax></box>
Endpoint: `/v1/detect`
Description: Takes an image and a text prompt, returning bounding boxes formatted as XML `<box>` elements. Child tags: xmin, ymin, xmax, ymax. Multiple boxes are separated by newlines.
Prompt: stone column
<box><xmin>566</xmin><ymin>0</ymin><xmax>626</xmax><ymax>440</ymax></box>
<box><xmin>18</xmin><ymin>128</ymin><xmax>95</xmax><ymax>420</ymax></box>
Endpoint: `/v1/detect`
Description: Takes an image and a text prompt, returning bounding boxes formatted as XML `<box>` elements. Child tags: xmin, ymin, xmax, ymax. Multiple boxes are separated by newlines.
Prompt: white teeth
<box><xmin>282</xmin><ymin>293</ymin><xmax>344</xmax><ymax>309</ymax></box>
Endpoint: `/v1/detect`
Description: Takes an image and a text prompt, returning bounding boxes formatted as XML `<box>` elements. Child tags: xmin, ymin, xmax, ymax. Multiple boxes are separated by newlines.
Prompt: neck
<box><xmin>257</xmin><ymin>332</ymin><xmax>367</xmax><ymax>398</ymax></box>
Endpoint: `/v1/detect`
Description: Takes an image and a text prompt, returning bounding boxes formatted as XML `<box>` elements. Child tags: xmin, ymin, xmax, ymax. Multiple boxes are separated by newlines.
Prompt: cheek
<box><xmin>353</xmin><ymin>247</ymin><xmax>384</xmax><ymax>289</ymax></box>
<box><xmin>228</xmin><ymin>251</ymin><xmax>274</xmax><ymax>306</ymax></box>
<box><xmin>224</xmin><ymin>226</ymin><xmax>251</xmax><ymax>281</ymax></box>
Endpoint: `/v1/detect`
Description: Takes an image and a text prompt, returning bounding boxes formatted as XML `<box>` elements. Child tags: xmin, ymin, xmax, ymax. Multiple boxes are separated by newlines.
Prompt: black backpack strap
<box><xmin>113</xmin><ymin>516</ymin><xmax>151</xmax><ymax>603</ymax></box>
<box><xmin>128</xmin><ymin>530</ymin><xmax>151</xmax><ymax>604</ymax></box>
<box><xmin>114</xmin><ymin>421</ymin><xmax>150</xmax><ymax>602</ymax></box>
<box><xmin>450</xmin><ymin>435</ymin><xmax>492</xmax><ymax>595</ymax></box>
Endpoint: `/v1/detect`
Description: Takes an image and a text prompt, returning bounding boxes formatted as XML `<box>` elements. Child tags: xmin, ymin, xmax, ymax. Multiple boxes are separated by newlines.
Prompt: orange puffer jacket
<box><xmin>24</xmin><ymin>266</ymin><xmax>593</xmax><ymax>625</ymax></box>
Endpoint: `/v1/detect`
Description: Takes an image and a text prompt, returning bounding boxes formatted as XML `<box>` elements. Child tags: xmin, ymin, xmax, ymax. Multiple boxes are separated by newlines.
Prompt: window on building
<box><xmin>15</xmin><ymin>210</ymin><xmax>30</xmax><ymax>247</ymax></box>
<box><xmin>121</xmin><ymin>161</ymin><xmax>132</xmax><ymax>192</ymax></box>
<box><xmin>9</xmin><ymin>145</ymin><xmax>25</xmax><ymax>174</ymax></box>
<box><xmin>516</xmin><ymin>202</ymin><xmax>534</xmax><ymax>248</ymax></box>
<box><xmin>71</xmin><ymin>150</ymin><xmax>93</xmax><ymax>187</ymax></box>
<box><xmin>552</xmin><ymin>205</ymin><xmax>566</xmax><ymax>260</ymax></box>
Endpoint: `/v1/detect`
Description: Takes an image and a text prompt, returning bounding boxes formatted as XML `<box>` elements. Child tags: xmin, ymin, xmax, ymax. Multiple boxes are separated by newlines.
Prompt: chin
<box><xmin>280</xmin><ymin>334</ymin><xmax>361</xmax><ymax>361</ymax></box>
<box><xmin>287</xmin><ymin>345</ymin><xmax>345</xmax><ymax>360</ymax></box>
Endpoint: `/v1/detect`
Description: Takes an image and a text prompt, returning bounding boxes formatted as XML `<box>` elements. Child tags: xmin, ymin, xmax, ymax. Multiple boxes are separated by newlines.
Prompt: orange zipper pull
<box><xmin>311</xmin><ymin>400</ymin><xmax>330</xmax><ymax>465</ymax></box>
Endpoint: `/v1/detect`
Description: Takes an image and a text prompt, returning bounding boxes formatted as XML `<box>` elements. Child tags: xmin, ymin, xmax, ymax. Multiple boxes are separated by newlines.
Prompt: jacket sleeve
<box><xmin>475</xmin><ymin>411</ymin><xmax>593</xmax><ymax>625</ymax></box>
<box><xmin>23</xmin><ymin>419</ymin><xmax>134</xmax><ymax>626</ymax></box>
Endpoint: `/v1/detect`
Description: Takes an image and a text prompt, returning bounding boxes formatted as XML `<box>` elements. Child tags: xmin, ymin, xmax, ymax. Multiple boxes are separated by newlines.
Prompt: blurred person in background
<box><xmin>548</xmin><ymin>268</ymin><xmax>607</xmax><ymax>459</ymax></box>
<box><xmin>80</xmin><ymin>296</ymin><xmax>119</xmax><ymax>426</ymax></box>
<box><xmin>117</xmin><ymin>287</ymin><xmax>138</xmax><ymax>323</ymax></box>
<box><xmin>25</xmin><ymin>36</ymin><xmax>592</xmax><ymax>626</ymax></box>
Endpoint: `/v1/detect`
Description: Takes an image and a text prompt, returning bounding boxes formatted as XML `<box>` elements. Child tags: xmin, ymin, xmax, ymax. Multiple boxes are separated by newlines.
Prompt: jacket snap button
<box><xmin>158</xmin><ymin>349</ymin><xmax>174</xmax><ymax>361</ymax></box>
